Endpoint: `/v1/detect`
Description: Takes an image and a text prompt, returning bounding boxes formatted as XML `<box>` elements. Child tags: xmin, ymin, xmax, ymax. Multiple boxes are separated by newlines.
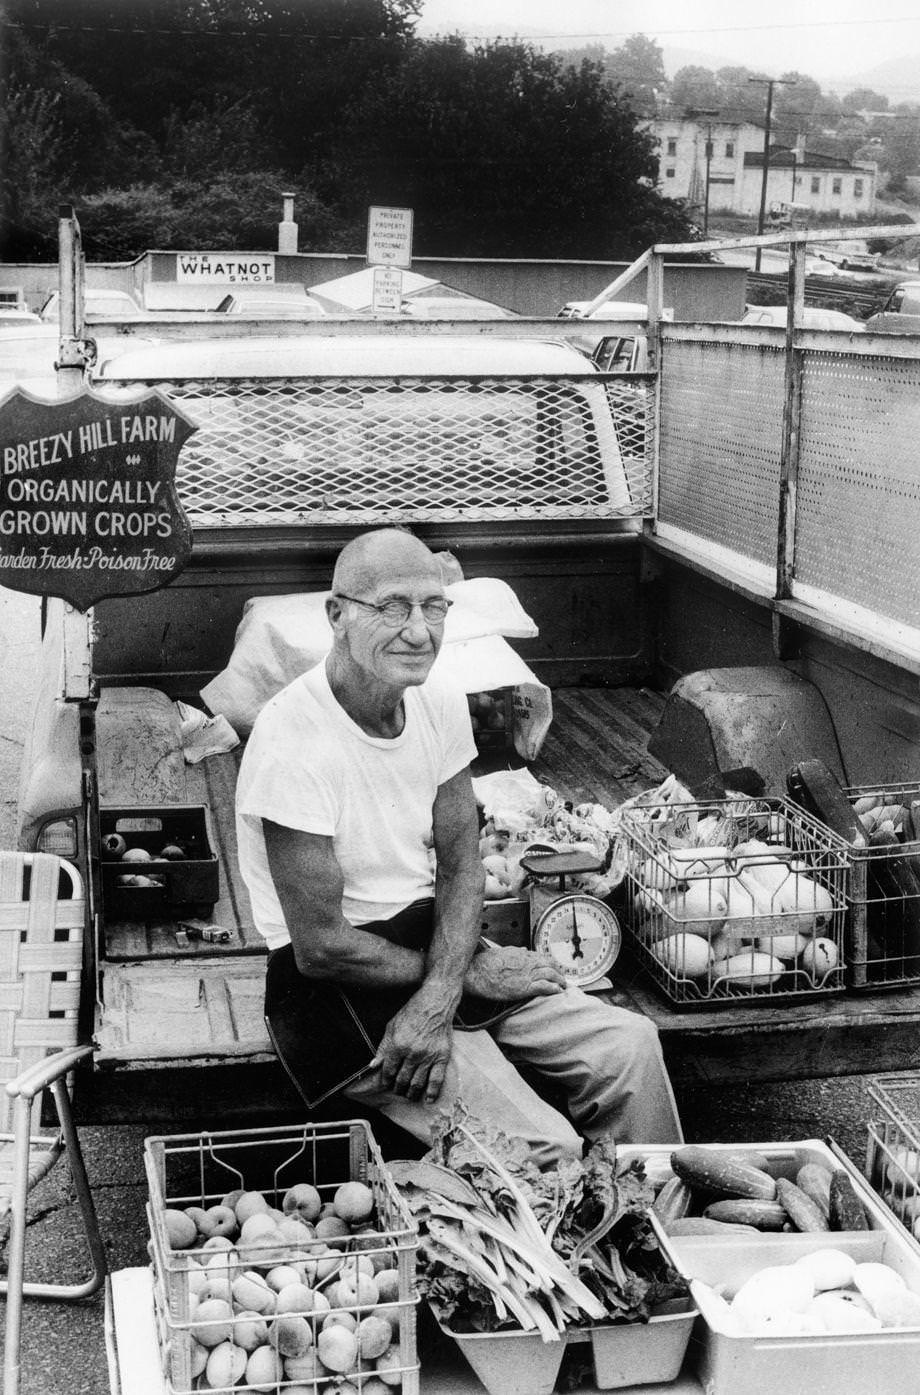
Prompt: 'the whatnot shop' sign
<box><xmin>176</xmin><ymin>253</ymin><xmax>276</xmax><ymax>283</ymax></box>
<box><xmin>0</xmin><ymin>388</ymin><xmax>196</xmax><ymax>611</ymax></box>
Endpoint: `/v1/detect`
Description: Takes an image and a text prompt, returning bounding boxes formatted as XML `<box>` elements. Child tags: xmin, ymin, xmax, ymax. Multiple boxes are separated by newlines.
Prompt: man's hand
<box><xmin>376</xmin><ymin>988</ymin><xmax>455</xmax><ymax>1104</ymax></box>
<box><xmin>464</xmin><ymin>945</ymin><xmax>567</xmax><ymax>1001</ymax></box>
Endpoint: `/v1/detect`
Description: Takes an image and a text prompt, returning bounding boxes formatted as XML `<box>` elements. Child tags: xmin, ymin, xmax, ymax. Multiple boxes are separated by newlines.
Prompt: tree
<box><xmin>605</xmin><ymin>33</ymin><xmax>666</xmax><ymax>116</ymax></box>
<box><xmin>714</xmin><ymin>67</ymin><xmax>771</xmax><ymax>127</ymax></box>
<box><xmin>878</xmin><ymin>107</ymin><xmax>920</xmax><ymax>191</ymax></box>
<box><xmin>0</xmin><ymin>0</ymin><xmax>421</xmax><ymax>161</ymax></box>
<box><xmin>670</xmin><ymin>66</ymin><xmax>723</xmax><ymax>116</ymax></box>
<box><xmin>842</xmin><ymin>88</ymin><xmax>889</xmax><ymax>115</ymax></box>
<box><xmin>327</xmin><ymin>39</ymin><xmax>692</xmax><ymax>258</ymax></box>
<box><xmin>771</xmin><ymin>72</ymin><xmax>828</xmax><ymax>145</ymax></box>
<box><xmin>0</xmin><ymin>85</ymin><xmax>64</xmax><ymax>256</ymax></box>
<box><xmin>78</xmin><ymin>173</ymin><xmax>355</xmax><ymax>259</ymax></box>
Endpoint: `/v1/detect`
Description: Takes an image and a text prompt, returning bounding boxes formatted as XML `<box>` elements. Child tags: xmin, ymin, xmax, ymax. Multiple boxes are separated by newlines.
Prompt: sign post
<box><xmin>0</xmin><ymin>388</ymin><xmax>196</xmax><ymax>612</ymax></box>
<box><xmin>366</xmin><ymin>206</ymin><xmax>413</xmax><ymax>317</ymax></box>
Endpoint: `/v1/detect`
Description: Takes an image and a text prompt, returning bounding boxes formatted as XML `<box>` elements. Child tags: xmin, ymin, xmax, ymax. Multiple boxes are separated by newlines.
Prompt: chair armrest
<box><xmin>6</xmin><ymin>1043</ymin><xmax>95</xmax><ymax>1100</ymax></box>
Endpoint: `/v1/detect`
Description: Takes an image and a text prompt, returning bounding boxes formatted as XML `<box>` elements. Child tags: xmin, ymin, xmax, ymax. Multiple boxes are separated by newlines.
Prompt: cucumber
<box><xmin>796</xmin><ymin>1162</ymin><xmax>833</xmax><ymax>1219</ymax></box>
<box><xmin>664</xmin><ymin>1216</ymin><xmax>759</xmax><ymax>1236</ymax></box>
<box><xmin>670</xmin><ymin>1145</ymin><xmax>777</xmax><ymax>1201</ymax></box>
<box><xmin>652</xmin><ymin>1175</ymin><xmax>693</xmax><ymax>1226</ymax></box>
<box><xmin>828</xmin><ymin>1170</ymin><xmax>870</xmax><ymax>1230</ymax></box>
<box><xmin>703</xmin><ymin>1198</ymin><xmax>788</xmax><ymax>1230</ymax></box>
<box><xmin>775</xmin><ymin>1176</ymin><xmax>830</xmax><ymax>1232</ymax></box>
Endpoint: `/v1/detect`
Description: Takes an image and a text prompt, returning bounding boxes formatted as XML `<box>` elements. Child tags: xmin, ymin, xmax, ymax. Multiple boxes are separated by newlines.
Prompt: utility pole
<box><xmin>688</xmin><ymin>108</ymin><xmax>719</xmax><ymax>236</ymax></box>
<box><xmin>749</xmin><ymin>77</ymin><xmax>795</xmax><ymax>270</ymax></box>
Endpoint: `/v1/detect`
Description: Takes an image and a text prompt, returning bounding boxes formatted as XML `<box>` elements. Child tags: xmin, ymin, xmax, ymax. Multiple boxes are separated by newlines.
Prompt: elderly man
<box><xmin>236</xmin><ymin>527</ymin><xmax>682</xmax><ymax>1163</ymax></box>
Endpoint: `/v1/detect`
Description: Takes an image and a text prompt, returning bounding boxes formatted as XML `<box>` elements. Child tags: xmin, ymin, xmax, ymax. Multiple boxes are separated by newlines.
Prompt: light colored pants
<box><xmin>345</xmin><ymin>985</ymin><xmax>683</xmax><ymax>1167</ymax></box>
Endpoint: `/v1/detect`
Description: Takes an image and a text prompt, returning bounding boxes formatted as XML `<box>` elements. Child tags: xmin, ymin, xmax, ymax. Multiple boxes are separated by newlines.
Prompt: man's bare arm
<box><xmin>371</xmin><ymin>767</ymin><xmax>484</xmax><ymax>1101</ymax></box>
<box><xmin>263</xmin><ymin>819</ymin><xmax>425</xmax><ymax>986</ymax></box>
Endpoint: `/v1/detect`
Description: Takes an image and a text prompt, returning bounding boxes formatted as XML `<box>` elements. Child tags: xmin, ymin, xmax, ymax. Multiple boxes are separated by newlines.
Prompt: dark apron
<box><xmin>264</xmin><ymin>899</ymin><xmax>528</xmax><ymax>1109</ymax></box>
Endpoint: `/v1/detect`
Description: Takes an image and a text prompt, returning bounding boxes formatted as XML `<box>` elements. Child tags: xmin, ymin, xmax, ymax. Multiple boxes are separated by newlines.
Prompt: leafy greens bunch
<box><xmin>389</xmin><ymin>1104</ymin><xmax>686</xmax><ymax>1339</ymax></box>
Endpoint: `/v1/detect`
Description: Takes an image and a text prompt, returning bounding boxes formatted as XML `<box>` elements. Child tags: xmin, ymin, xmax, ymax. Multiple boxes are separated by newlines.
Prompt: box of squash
<box><xmin>620</xmin><ymin>1140</ymin><xmax>920</xmax><ymax>1395</ymax></box>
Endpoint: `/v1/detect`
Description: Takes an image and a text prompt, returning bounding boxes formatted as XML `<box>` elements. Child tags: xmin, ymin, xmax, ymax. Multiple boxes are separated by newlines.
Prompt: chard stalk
<box><xmin>520</xmin><ymin>1293</ymin><xmax>564</xmax><ymax>1343</ymax></box>
<box><xmin>427</xmin><ymin>1219</ymin><xmax>538</xmax><ymax>1332</ymax></box>
<box><xmin>455</xmin><ymin>1123</ymin><xmax>548</xmax><ymax>1250</ymax></box>
<box><xmin>430</xmin><ymin>1197</ymin><xmax>606</xmax><ymax>1320</ymax></box>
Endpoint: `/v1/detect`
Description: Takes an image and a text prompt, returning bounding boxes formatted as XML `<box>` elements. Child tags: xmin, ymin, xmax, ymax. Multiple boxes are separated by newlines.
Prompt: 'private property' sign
<box><xmin>0</xmin><ymin>388</ymin><xmax>196</xmax><ymax>610</ymax></box>
<box><xmin>366</xmin><ymin>207</ymin><xmax>413</xmax><ymax>269</ymax></box>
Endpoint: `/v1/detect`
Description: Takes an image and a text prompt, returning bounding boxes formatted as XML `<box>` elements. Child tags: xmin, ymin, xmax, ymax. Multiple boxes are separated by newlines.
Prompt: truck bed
<box><xmin>87</xmin><ymin>683</ymin><xmax>920</xmax><ymax>1123</ymax></box>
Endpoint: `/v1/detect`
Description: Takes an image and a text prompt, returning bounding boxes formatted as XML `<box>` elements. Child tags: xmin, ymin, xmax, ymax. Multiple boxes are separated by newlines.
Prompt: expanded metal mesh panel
<box><xmin>658</xmin><ymin>339</ymin><xmax>785</xmax><ymax>566</ymax></box>
<box><xmin>108</xmin><ymin>374</ymin><xmax>652</xmax><ymax>525</ymax></box>
<box><xmin>795</xmin><ymin>350</ymin><xmax>920</xmax><ymax>630</ymax></box>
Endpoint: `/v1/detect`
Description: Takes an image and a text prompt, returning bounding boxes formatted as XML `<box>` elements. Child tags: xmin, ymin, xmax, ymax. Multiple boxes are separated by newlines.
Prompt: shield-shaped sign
<box><xmin>0</xmin><ymin>386</ymin><xmax>196</xmax><ymax>611</ymax></box>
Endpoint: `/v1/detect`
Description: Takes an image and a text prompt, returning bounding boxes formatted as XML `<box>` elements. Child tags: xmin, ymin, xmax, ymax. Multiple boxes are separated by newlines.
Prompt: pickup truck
<box><xmin>14</xmin><ymin>239</ymin><xmax>920</xmax><ymax>1133</ymax></box>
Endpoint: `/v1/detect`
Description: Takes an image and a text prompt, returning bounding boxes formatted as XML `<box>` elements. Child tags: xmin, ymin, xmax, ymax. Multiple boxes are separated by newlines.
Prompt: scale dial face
<box><xmin>532</xmin><ymin>894</ymin><xmax>622</xmax><ymax>986</ymax></box>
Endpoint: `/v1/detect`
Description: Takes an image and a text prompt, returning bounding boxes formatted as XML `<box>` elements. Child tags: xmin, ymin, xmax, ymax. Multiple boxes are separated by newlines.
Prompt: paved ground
<box><xmin>0</xmin><ymin>587</ymin><xmax>886</xmax><ymax>1394</ymax></box>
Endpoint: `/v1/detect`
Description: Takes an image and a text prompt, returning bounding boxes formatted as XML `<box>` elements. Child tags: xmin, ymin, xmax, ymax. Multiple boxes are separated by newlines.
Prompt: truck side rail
<box><xmin>652</xmin><ymin>319</ymin><xmax>920</xmax><ymax>673</ymax></box>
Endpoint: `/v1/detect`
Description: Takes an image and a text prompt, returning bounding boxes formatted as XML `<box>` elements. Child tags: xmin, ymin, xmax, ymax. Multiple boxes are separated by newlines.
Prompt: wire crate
<box><xmin>144</xmin><ymin>1119</ymin><xmax>419</xmax><ymax>1395</ymax></box>
<box><xmin>865</xmin><ymin>1075</ymin><xmax>920</xmax><ymax>1239</ymax></box>
<box><xmin>840</xmin><ymin>782</ymin><xmax>920</xmax><ymax>990</ymax></box>
<box><xmin>618</xmin><ymin>797</ymin><xmax>849</xmax><ymax>1007</ymax></box>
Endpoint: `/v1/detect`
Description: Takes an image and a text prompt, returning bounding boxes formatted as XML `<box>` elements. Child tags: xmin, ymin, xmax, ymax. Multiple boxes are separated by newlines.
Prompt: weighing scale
<box><xmin>519</xmin><ymin>848</ymin><xmax>622</xmax><ymax>989</ymax></box>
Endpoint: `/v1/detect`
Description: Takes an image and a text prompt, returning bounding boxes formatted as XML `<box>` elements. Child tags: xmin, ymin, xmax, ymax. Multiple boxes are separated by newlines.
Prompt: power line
<box><xmin>452</xmin><ymin>16</ymin><xmax>920</xmax><ymax>43</ymax></box>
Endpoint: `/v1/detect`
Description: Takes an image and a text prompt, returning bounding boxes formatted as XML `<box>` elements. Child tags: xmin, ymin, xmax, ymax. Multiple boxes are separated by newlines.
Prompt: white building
<box><xmin>647</xmin><ymin>118</ymin><xmax>877</xmax><ymax>221</ymax></box>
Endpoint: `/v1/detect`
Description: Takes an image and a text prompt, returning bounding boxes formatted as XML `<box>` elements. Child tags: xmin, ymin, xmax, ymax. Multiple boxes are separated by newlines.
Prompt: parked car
<box><xmin>214</xmin><ymin>283</ymin><xmax>326</xmax><ymax>317</ymax></box>
<box><xmin>864</xmin><ymin>281</ymin><xmax>920</xmax><ymax>334</ymax></box>
<box><xmin>39</xmin><ymin>288</ymin><xmax>144</xmax><ymax>322</ymax></box>
<box><xmin>400</xmin><ymin>294</ymin><xmax>515</xmax><ymax>319</ymax></box>
<box><xmin>0</xmin><ymin>308</ymin><xmax>42</xmax><ymax>325</ymax></box>
<box><xmin>740</xmin><ymin>305</ymin><xmax>865</xmax><ymax>331</ymax></box>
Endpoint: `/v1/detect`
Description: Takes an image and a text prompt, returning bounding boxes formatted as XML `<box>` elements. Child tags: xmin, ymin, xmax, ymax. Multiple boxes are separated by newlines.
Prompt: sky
<box><xmin>414</xmin><ymin>0</ymin><xmax>920</xmax><ymax>89</ymax></box>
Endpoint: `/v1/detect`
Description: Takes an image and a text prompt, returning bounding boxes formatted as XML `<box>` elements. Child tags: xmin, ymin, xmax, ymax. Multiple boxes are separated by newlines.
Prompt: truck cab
<box><xmin>864</xmin><ymin>280</ymin><xmax>920</xmax><ymax>334</ymax></box>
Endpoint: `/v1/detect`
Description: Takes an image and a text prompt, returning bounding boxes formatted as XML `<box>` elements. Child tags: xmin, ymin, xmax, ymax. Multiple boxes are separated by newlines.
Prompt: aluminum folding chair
<box><xmin>0</xmin><ymin>852</ymin><xmax>106</xmax><ymax>1395</ymax></box>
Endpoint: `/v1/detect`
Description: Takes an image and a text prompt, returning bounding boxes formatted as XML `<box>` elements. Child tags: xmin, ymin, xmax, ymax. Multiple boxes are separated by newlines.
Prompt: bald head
<box><xmin>332</xmin><ymin>529</ymin><xmax>441</xmax><ymax>597</ymax></box>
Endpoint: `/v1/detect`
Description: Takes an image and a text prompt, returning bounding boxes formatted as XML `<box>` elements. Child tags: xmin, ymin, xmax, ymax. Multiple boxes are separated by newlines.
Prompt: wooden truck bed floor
<box><xmin>88</xmin><ymin>684</ymin><xmax>920</xmax><ymax>1122</ymax></box>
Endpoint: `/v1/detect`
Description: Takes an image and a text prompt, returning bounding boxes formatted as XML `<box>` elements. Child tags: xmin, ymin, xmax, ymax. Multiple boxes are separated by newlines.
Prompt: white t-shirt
<box><xmin>235</xmin><ymin>660</ymin><xmax>478</xmax><ymax>949</ymax></box>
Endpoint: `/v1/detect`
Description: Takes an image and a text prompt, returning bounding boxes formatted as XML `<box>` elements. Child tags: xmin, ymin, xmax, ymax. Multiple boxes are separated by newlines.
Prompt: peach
<box><xmin>270</xmin><ymin>1313</ymin><xmax>313</xmax><ymax>1359</ymax></box>
<box><xmin>234</xmin><ymin>1190</ymin><xmax>270</xmax><ymax>1225</ymax></box>
<box><xmin>265</xmin><ymin>1263</ymin><xmax>304</xmax><ymax>1292</ymax></box>
<box><xmin>375</xmin><ymin>1269</ymin><xmax>400</xmax><ymax>1304</ymax></box>
<box><xmin>322</xmin><ymin>1310</ymin><xmax>357</xmax><ymax>1333</ymax></box>
<box><xmin>193</xmin><ymin>1297</ymin><xmax>233</xmax><ymax>1347</ymax></box>
<box><xmin>283</xmin><ymin>1182</ymin><xmax>323</xmax><ymax>1223</ymax></box>
<box><xmin>163</xmin><ymin>1208</ymin><xmax>197</xmax><ymax>1250</ymax></box>
<box><xmin>204</xmin><ymin>1339</ymin><xmax>246</xmax><ymax>1388</ymax></box>
<box><xmin>231</xmin><ymin>1270</ymin><xmax>276</xmax><ymax>1314</ymax></box>
<box><xmin>232</xmin><ymin>1310</ymin><xmax>269</xmax><ymax>1352</ymax></box>
<box><xmin>356</xmin><ymin>1315</ymin><xmax>393</xmax><ymax>1361</ymax></box>
<box><xmin>317</xmin><ymin>1323</ymin><xmax>358</xmax><ymax>1374</ymax></box>
<box><xmin>245</xmin><ymin>1343</ymin><xmax>284</xmax><ymax>1392</ymax></box>
<box><xmin>332</xmin><ymin>1182</ymin><xmax>375</xmax><ymax>1224</ymax></box>
<box><xmin>375</xmin><ymin>1346</ymin><xmax>404</xmax><ymax>1386</ymax></box>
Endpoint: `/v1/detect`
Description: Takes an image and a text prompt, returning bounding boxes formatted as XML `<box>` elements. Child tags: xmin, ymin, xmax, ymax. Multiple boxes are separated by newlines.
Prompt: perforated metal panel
<box><xmin>102</xmin><ymin>374</ymin><xmax>653</xmax><ymax>526</ymax></box>
<box><xmin>657</xmin><ymin>338</ymin><xmax>785</xmax><ymax>566</ymax></box>
<box><xmin>795</xmin><ymin>349</ymin><xmax>920</xmax><ymax>630</ymax></box>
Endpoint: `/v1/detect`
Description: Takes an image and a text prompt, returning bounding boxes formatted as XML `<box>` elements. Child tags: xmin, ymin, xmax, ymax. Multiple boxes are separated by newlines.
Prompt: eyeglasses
<box><xmin>334</xmin><ymin>593</ymin><xmax>453</xmax><ymax>627</ymax></box>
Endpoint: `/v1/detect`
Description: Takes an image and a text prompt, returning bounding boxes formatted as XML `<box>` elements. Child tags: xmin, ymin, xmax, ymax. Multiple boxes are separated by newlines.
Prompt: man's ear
<box><xmin>326</xmin><ymin>594</ymin><xmax>346</xmax><ymax>630</ymax></box>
